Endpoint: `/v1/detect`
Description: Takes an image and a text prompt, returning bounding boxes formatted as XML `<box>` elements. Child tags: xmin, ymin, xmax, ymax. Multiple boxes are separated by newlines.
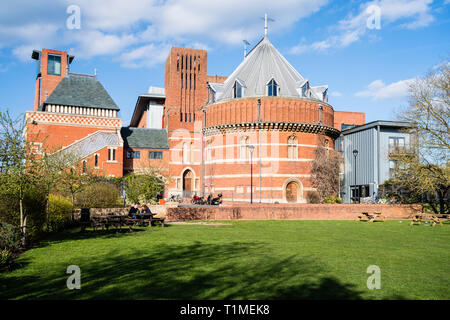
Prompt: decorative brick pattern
<box><xmin>27</xmin><ymin>111</ymin><xmax>122</xmax><ymax>128</ymax></box>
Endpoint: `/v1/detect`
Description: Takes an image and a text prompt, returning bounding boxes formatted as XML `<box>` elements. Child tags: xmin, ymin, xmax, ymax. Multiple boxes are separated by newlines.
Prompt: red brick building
<box><xmin>26</xmin><ymin>34</ymin><xmax>365</xmax><ymax>203</ymax></box>
<box><xmin>127</xmin><ymin>35</ymin><xmax>365</xmax><ymax>203</ymax></box>
<box><xmin>26</xmin><ymin>49</ymin><xmax>123</xmax><ymax>177</ymax></box>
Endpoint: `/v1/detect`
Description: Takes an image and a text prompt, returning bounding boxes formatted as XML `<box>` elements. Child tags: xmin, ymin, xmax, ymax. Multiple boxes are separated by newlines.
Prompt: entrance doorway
<box><xmin>286</xmin><ymin>181</ymin><xmax>299</xmax><ymax>203</ymax></box>
<box><xmin>183</xmin><ymin>169</ymin><xmax>194</xmax><ymax>198</ymax></box>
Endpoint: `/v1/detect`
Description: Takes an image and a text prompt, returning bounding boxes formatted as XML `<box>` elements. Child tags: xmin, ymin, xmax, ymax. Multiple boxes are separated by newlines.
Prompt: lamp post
<box><xmin>248</xmin><ymin>145</ymin><xmax>255</xmax><ymax>204</ymax></box>
<box><xmin>353</xmin><ymin>149</ymin><xmax>359</xmax><ymax>203</ymax></box>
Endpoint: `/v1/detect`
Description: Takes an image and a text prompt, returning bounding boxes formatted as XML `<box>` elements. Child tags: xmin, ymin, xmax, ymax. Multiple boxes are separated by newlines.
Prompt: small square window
<box><xmin>149</xmin><ymin>151</ymin><xmax>163</xmax><ymax>160</ymax></box>
<box><xmin>127</xmin><ymin>151</ymin><xmax>140</xmax><ymax>159</ymax></box>
<box><xmin>47</xmin><ymin>54</ymin><xmax>61</xmax><ymax>76</ymax></box>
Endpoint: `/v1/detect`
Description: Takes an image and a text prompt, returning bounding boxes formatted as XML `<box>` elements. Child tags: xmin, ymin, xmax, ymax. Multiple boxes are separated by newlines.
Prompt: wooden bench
<box><xmin>410</xmin><ymin>213</ymin><xmax>443</xmax><ymax>226</ymax></box>
<box><xmin>357</xmin><ymin>212</ymin><xmax>386</xmax><ymax>222</ymax></box>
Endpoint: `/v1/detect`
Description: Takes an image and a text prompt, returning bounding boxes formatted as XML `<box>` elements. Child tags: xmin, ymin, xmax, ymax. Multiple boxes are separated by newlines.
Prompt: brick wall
<box><xmin>205</xmin><ymin>97</ymin><xmax>334</xmax><ymax>128</ymax></box>
<box><xmin>167</xmin><ymin>204</ymin><xmax>422</xmax><ymax>220</ymax></box>
<box><xmin>333</xmin><ymin>111</ymin><xmax>365</xmax><ymax>130</ymax></box>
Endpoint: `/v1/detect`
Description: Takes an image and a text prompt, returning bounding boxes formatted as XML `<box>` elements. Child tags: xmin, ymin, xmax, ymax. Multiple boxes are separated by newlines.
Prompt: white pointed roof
<box><xmin>215</xmin><ymin>36</ymin><xmax>328</xmax><ymax>102</ymax></box>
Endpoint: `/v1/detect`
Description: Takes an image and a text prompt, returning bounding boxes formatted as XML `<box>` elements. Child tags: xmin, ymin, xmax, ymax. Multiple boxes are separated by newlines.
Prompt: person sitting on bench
<box><xmin>128</xmin><ymin>204</ymin><xmax>139</xmax><ymax>219</ymax></box>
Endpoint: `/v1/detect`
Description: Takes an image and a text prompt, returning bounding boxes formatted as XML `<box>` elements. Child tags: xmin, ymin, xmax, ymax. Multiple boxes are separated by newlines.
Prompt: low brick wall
<box><xmin>167</xmin><ymin>204</ymin><xmax>422</xmax><ymax>221</ymax></box>
<box><xmin>73</xmin><ymin>202</ymin><xmax>179</xmax><ymax>219</ymax></box>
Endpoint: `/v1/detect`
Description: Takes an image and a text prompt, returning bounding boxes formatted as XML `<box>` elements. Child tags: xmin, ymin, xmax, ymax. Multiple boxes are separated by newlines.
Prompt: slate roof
<box><xmin>216</xmin><ymin>36</ymin><xmax>328</xmax><ymax>102</ymax></box>
<box><xmin>120</xmin><ymin>127</ymin><xmax>169</xmax><ymax>149</ymax></box>
<box><xmin>41</xmin><ymin>73</ymin><xmax>119</xmax><ymax>111</ymax></box>
<box><xmin>55</xmin><ymin>131</ymin><xmax>122</xmax><ymax>163</ymax></box>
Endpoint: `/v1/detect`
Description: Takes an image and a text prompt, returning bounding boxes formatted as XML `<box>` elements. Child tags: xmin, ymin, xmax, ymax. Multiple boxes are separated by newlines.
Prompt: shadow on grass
<box><xmin>0</xmin><ymin>238</ymin><xmax>374</xmax><ymax>300</ymax></box>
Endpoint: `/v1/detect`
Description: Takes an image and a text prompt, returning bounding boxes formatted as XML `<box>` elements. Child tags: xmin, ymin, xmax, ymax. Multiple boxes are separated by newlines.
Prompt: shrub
<box><xmin>124</xmin><ymin>174</ymin><xmax>164</xmax><ymax>204</ymax></box>
<box><xmin>0</xmin><ymin>223</ymin><xmax>21</xmax><ymax>252</ymax></box>
<box><xmin>0</xmin><ymin>249</ymin><xmax>13</xmax><ymax>269</ymax></box>
<box><xmin>323</xmin><ymin>196</ymin><xmax>342</xmax><ymax>204</ymax></box>
<box><xmin>75</xmin><ymin>182</ymin><xmax>122</xmax><ymax>208</ymax></box>
<box><xmin>48</xmin><ymin>194</ymin><xmax>73</xmax><ymax>232</ymax></box>
<box><xmin>307</xmin><ymin>191</ymin><xmax>321</xmax><ymax>204</ymax></box>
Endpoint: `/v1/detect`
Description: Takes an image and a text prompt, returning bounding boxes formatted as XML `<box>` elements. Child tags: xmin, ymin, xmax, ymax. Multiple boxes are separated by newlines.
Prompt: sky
<box><xmin>0</xmin><ymin>0</ymin><xmax>449</xmax><ymax>125</ymax></box>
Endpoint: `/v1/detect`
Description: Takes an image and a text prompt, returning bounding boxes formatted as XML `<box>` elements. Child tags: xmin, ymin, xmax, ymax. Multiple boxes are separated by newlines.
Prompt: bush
<box><xmin>323</xmin><ymin>196</ymin><xmax>342</xmax><ymax>204</ymax></box>
<box><xmin>75</xmin><ymin>182</ymin><xmax>122</xmax><ymax>208</ymax></box>
<box><xmin>48</xmin><ymin>194</ymin><xmax>73</xmax><ymax>232</ymax></box>
<box><xmin>124</xmin><ymin>174</ymin><xmax>164</xmax><ymax>204</ymax></box>
<box><xmin>0</xmin><ymin>249</ymin><xmax>13</xmax><ymax>269</ymax></box>
<box><xmin>0</xmin><ymin>223</ymin><xmax>21</xmax><ymax>252</ymax></box>
<box><xmin>307</xmin><ymin>191</ymin><xmax>321</xmax><ymax>204</ymax></box>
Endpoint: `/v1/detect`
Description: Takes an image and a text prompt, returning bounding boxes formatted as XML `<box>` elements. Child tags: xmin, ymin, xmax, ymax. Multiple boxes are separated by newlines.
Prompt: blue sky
<box><xmin>0</xmin><ymin>0</ymin><xmax>449</xmax><ymax>125</ymax></box>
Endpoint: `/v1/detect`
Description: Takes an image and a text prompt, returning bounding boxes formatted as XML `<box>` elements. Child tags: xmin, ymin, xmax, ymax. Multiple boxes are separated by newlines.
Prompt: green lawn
<box><xmin>1</xmin><ymin>220</ymin><xmax>449</xmax><ymax>300</ymax></box>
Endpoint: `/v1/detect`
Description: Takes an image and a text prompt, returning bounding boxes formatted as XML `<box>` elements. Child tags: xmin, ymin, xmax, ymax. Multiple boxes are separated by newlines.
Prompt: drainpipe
<box><xmin>202</xmin><ymin>108</ymin><xmax>206</xmax><ymax>197</ymax></box>
<box><xmin>258</xmin><ymin>99</ymin><xmax>262</xmax><ymax>203</ymax></box>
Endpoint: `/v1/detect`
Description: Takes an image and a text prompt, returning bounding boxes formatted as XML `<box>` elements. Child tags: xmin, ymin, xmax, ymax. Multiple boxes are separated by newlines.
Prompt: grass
<box><xmin>1</xmin><ymin>220</ymin><xmax>449</xmax><ymax>300</ymax></box>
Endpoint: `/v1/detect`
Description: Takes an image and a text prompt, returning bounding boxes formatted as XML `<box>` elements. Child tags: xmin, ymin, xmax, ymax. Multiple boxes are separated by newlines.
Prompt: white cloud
<box><xmin>330</xmin><ymin>91</ymin><xmax>343</xmax><ymax>97</ymax></box>
<box><xmin>68</xmin><ymin>30</ymin><xmax>138</xmax><ymax>58</ymax></box>
<box><xmin>290</xmin><ymin>0</ymin><xmax>434</xmax><ymax>54</ymax></box>
<box><xmin>117</xmin><ymin>43</ymin><xmax>171</xmax><ymax>68</ymax></box>
<box><xmin>0</xmin><ymin>0</ymin><xmax>330</xmax><ymax>68</ymax></box>
<box><xmin>355</xmin><ymin>78</ymin><xmax>416</xmax><ymax>99</ymax></box>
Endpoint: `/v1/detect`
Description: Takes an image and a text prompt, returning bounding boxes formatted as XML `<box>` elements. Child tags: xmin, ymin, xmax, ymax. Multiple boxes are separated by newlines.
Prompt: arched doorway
<box><xmin>286</xmin><ymin>181</ymin><xmax>299</xmax><ymax>203</ymax></box>
<box><xmin>183</xmin><ymin>169</ymin><xmax>194</xmax><ymax>198</ymax></box>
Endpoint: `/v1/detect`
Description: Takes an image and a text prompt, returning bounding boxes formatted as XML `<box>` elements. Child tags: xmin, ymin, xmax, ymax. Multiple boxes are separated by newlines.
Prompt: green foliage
<box><xmin>75</xmin><ymin>181</ymin><xmax>122</xmax><ymax>208</ymax></box>
<box><xmin>323</xmin><ymin>196</ymin><xmax>342</xmax><ymax>204</ymax></box>
<box><xmin>0</xmin><ymin>223</ymin><xmax>21</xmax><ymax>252</ymax></box>
<box><xmin>48</xmin><ymin>194</ymin><xmax>73</xmax><ymax>232</ymax></box>
<box><xmin>124</xmin><ymin>173</ymin><xmax>164</xmax><ymax>204</ymax></box>
<box><xmin>306</xmin><ymin>191</ymin><xmax>321</xmax><ymax>204</ymax></box>
<box><xmin>0</xmin><ymin>249</ymin><xmax>13</xmax><ymax>269</ymax></box>
<box><xmin>22</xmin><ymin>184</ymin><xmax>47</xmax><ymax>243</ymax></box>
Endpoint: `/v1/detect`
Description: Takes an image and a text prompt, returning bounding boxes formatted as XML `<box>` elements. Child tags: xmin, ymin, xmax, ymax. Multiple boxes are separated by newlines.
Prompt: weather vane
<box><xmin>261</xmin><ymin>13</ymin><xmax>275</xmax><ymax>37</ymax></box>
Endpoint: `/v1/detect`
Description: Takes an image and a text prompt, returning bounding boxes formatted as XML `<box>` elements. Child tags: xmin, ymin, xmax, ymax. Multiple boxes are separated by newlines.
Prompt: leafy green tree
<box><xmin>124</xmin><ymin>173</ymin><xmax>165</xmax><ymax>204</ymax></box>
<box><xmin>392</xmin><ymin>62</ymin><xmax>450</xmax><ymax>213</ymax></box>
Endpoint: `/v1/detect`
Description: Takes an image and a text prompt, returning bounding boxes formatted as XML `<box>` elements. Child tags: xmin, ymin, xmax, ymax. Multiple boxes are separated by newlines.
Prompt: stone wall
<box><xmin>167</xmin><ymin>204</ymin><xmax>422</xmax><ymax>221</ymax></box>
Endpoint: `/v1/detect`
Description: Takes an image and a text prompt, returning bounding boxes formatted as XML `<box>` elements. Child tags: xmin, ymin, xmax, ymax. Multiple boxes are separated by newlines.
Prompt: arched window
<box><xmin>288</xmin><ymin>136</ymin><xmax>298</xmax><ymax>159</ymax></box>
<box><xmin>233</xmin><ymin>81</ymin><xmax>243</xmax><ymax>98</ymax></box>
<box><xmin>240</xmin><ymin>136</ymin><xmax>249</xmax><ymax>159</ymax></box>
<box><xmin>82</xmin><ymin>160</ymin><xmax>87</xmax><ymax>174</ymax></box>
<box><xmin>267</xmin><ymin>79</ymin><xmax>278</xmax><ymax>96</ymax></box>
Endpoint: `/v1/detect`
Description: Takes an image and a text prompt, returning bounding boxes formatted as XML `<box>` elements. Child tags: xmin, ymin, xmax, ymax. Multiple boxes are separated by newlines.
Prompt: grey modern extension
<box><xmin>335</xmin><ymin>120</ymin><xmax>413</xmax><ymax>203</ymax></box>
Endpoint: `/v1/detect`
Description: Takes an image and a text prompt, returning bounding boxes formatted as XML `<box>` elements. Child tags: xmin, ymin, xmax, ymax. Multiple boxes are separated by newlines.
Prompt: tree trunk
<box><xmin>19</xmin><ymin>197</ymin><xmax>26</xmax><ymax>246</ymax></box>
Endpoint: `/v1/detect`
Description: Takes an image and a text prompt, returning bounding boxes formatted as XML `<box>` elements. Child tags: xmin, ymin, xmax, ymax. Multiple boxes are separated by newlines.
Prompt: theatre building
<box><xmin>26</xmin><ymin>31</ymin><xmax>368</xmax><ymax>203</ymax></box>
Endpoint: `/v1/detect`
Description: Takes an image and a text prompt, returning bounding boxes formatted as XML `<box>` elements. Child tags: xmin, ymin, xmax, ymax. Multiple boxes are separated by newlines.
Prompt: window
<box><xmin>288</xmin><ymin>136</ymin><xmax>298</xmax><ymax>159</ymax></box>
<box><xmin>94</xmin><ymin>154</ymin><xmax>99</xmax><ymax>167</ymax></box>
<box><xmin>149</xmin><ymin>151</ymin><xmax>163</xmax><ymax>160</ymax></box>
<box><xmin>389</xmin><ymin>160</ymin><xmax>397</xmax><ymax>178</ymax></box>
<box><xmin>389</xmin><ymin>137</ymin><xmax>405</xmax><ymax>153</ymax></box>
<box><xmin>240</xmin><ymin>136</ymin><xmax>249</xmax><ymax>159</ymax></box>
<box><xmin>82</xmin><ymin>160</ymin><xmax>87</xmax><ymax>174</ymax></box>
<box><xmin>108</xmin><ymin>148</ymin><xmax>116</xmax><ymax>161</ymax></box>
<box><xmin>233</xmin><ymin>81</ymin><xmax>243</xmax><ymax>98</ymax></box>
<box><xmin>267</xmin><ymin>79</ymin><xmax>278</xmax><ymax>97</ymax></box>
<box><xmin>47</xmin><ymin>54</ymin><xmax>61</xmax><ymax>76</ymax></box>
<box><xmin>127</xmin><ymin>151</ymin><xmax>141</xmax><ymax>159</ymax></box>
<box><xmin>301</xmin><ymin>82</ymin><xmax>310</xmax><ymax>98</ymax></box>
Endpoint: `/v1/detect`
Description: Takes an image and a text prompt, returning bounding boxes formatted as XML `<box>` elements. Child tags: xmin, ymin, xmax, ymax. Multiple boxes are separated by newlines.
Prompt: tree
<box><xmin>392</xmin><ymin>62</ymin><xmax>450</xmax><ymax>213</ymax></box>
<box><xmin>0</xmin><ymin>110</ymin><xmax>41</xmax><ymax>245</ymax></box>
<box><xmin>311</xmin><ymin>137</ymin><xmax>343</xmax><ymax>202</ymax></box>
<box><xmin>124</xmin><ymin>164</ymin><xmax>166</xmax><ymax>204</ymax></box>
